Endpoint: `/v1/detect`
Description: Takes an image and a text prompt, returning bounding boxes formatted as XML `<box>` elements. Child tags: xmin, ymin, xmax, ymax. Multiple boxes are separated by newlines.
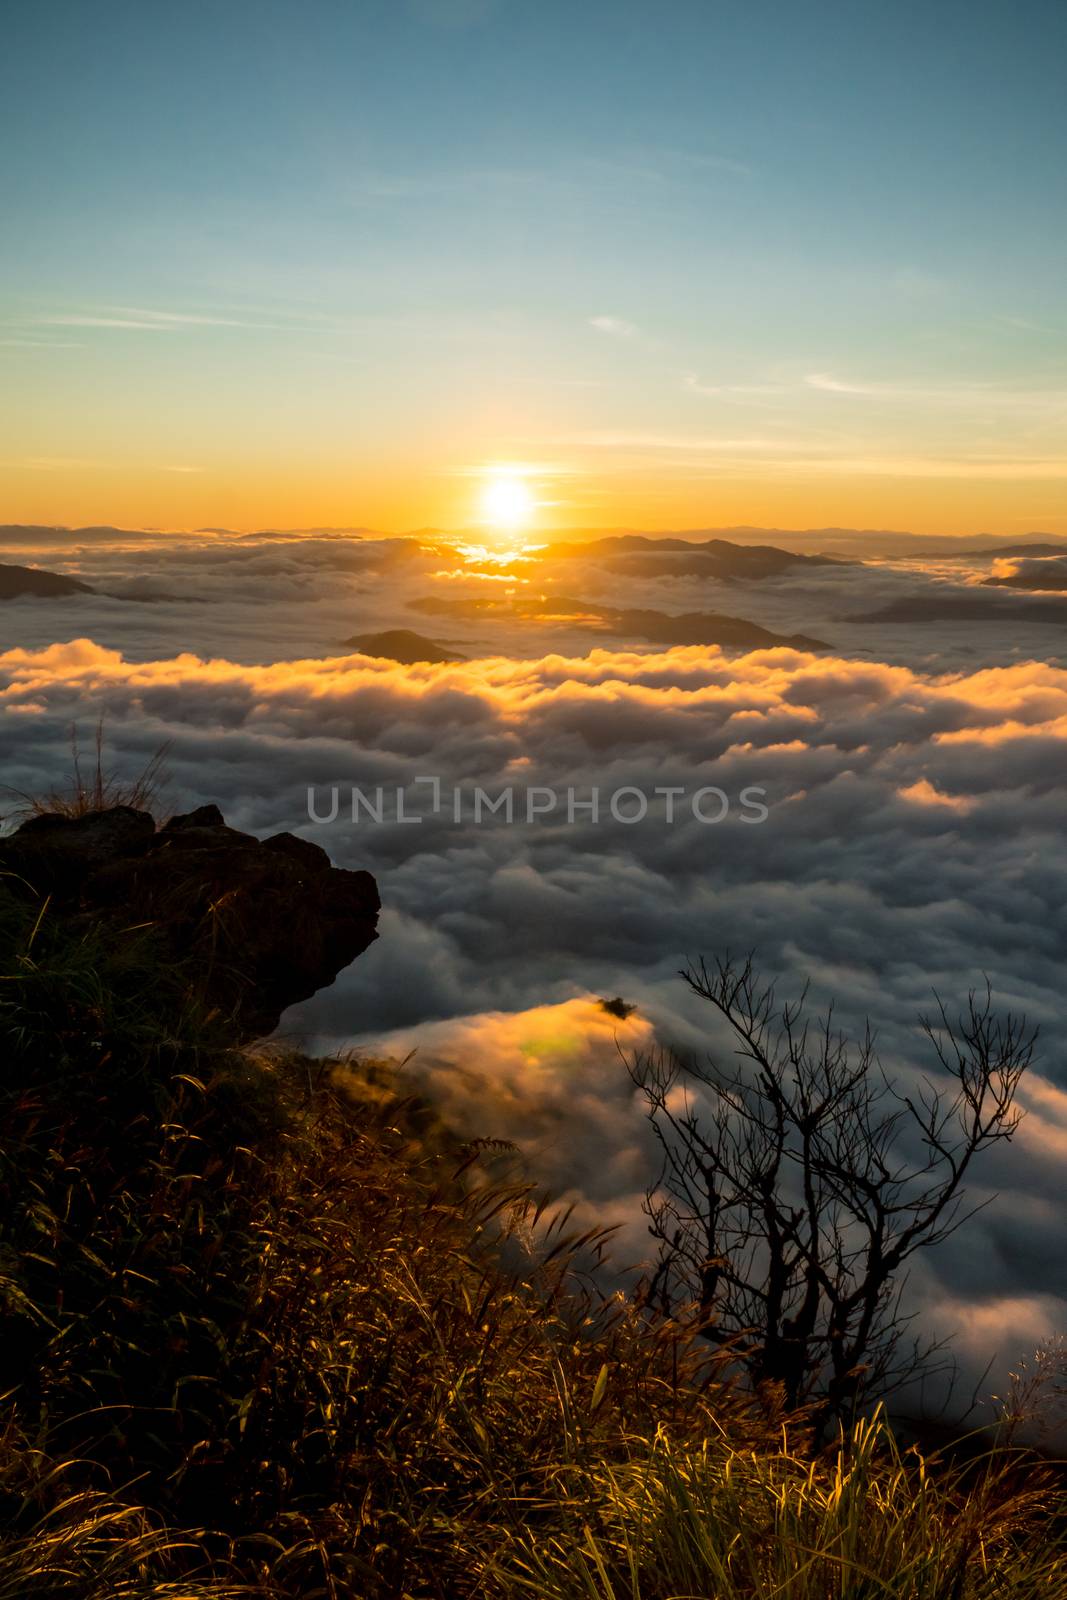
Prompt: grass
<box><xmin>0</xmin><ymin>1419</ymin><xmax>239</xmax><ymax>1600</ymax></box>
<box><xmin>505</xmin><ymin>1414</ymin><xmax>1066</xmax><ymax>1598</ymax></box>
<box><xmin>3</xmin><ymin>721</ymin><xmax>170</xmax><ymax>823</ymax></box>
<box><xmin>2</xmin><ymin>851</ymin><xmax>1067</xmax><ymax>1596</ymax></box>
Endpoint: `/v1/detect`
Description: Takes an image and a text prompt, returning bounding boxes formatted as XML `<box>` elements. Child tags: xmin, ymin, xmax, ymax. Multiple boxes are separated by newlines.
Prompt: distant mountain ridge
<box><xmin>0</xmin><ymin>562</ymin><xmax>94</xmax><ymax>599</ymax></box>
<box><xmin>412</xmin><ymin>593</ymin><xmax>827</xmax><ymax>652</ymax></box>
<box><xmin>545</xmin><ymin>534</ymin><xmax>844</xmax><ymax>580</ymax></box>
<box><xmin>852</xmin><ymin>593</ymin><xmax>1067</xmax><ymax>624</ymax></box>
<box><xmin>0</xmin><ymin>525</ymin><xmax>153</xmax><ymax>546</ymax></box>
<box><xmin>342</xmin><ymin>629</ymin><xmax>466</xmax><ymax>663</ymax></box>
<box><xmin>5</xmin><ymin>522</ymin><xmax>1067</xmax><ymax>559</ymax></box>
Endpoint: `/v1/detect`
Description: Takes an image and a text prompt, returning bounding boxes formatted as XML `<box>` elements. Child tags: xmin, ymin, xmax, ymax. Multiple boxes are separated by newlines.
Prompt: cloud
<box><xmin>804</xmin><ymin>370</ymin><xmax>1067</xmax><ymax>419</ymax></box>
<box><xmin>0</xmin><ymin>338</ymin><xmax>85</xmax><ymax>349</ymax></box>
<box><xmin>18</xmin><ymin>306</ymin><xmax>314</xmax><ymax>334</ymax></box>
<box><xmin>987</xmin><ymin>556</ymin><xmax>1067</xmax><ymax>590</ymax></box>
<box><xmin>32</xmin><ymin>312</ymin><xmax>245</xmax><ymax>331</ymax></box>
<box><xmin>12</xmin><ymin>458</ymin><xmax>207</xmax><ymax>476</ymax></box>
<box><xmin>655</xmin><ymin>147</ymin><xmax>752</xmax><ymax>180</ymax></box>
<box><xmin>589</xmin><ymin>315</ymin><xmax>641</xmax><ymax>340</ymax></box>
<box><xmin>682</xmin><ymin>372</ymin><xmax>786</xmax><ymax>399</ymax></box>
<box><xmin>587</xmin><ymin>316</ymin><xmax>664</xmax><ymax>354</ymax></box>
<box><xmin>550</xmin><ymin>427</ymin><xmax>1067</xmax><ymax>481</ymax></box>
<box><xmin>355</xmin><ymin>996</ymin><xmax>656</xmax><ymax>1214</ymax></box>
<box><xmin>5</xmin><ymin>531</ymin><xmax>1067</xmax><ymax>1398</ymax></box>
<box><xmin>897</xmin><ymin>777</ymin><xmax>976</xmax><ymax>814</ymax></box>
<box><xmin>571</xmin><ymin>430</ymin><xmax>820</xmax><ymax>454</ymax></box>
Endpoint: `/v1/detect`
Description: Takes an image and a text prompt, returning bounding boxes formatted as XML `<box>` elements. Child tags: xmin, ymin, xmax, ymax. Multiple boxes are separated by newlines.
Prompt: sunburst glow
<box><xmin>480</xmin><ymin>474</ymin><xmax>535</xmax><ymax>533</ymax></box>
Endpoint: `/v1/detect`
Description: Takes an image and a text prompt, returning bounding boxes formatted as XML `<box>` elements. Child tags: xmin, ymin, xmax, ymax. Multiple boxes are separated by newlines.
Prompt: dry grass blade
<box><xmin>3</xmin><ymin>720</ymin><xmax>171</xmax><ymax>824</ymax></box>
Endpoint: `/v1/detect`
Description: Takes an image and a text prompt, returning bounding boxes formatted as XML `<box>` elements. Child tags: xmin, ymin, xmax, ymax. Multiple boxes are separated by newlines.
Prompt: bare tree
<box><xmin>630</xmin><ymin>955</ymin><xmax>1035</xmax><ymax>1425</ymax></box>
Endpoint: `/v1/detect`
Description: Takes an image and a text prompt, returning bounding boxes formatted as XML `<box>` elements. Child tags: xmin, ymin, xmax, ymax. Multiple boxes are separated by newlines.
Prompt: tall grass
<box><xmin>2</xmin><ymin>878</ymin><xmax>1067</xmax><ymax>1596</ymax></box>
<box><xmin>4</xmin><ymin>720</ymin><xmax>170</xmax><ymax>823</ymax></box>
<box><xmin>0</xmin><ymin>1424</ymin><xmax>239</xmax><ymax>1600</ymax></box>
<box><xmin>504</xmin><ymin>1411</ymin><xmax>1067</xmax><ymax>1598</ymax></box>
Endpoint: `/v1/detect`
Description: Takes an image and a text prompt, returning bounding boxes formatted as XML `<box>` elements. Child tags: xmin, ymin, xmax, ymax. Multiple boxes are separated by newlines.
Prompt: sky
<box><xmin>2</xmin><ymin>0</ymin><xmax>1066</xmax><ymax>533</ymax></box>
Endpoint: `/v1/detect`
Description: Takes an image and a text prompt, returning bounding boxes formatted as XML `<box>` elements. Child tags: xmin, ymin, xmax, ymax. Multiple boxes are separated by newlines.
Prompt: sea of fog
<box><xmin>4</xmin><ymin>521</ymin><xmax>1067</xmax><ymax>1409</ymax></box>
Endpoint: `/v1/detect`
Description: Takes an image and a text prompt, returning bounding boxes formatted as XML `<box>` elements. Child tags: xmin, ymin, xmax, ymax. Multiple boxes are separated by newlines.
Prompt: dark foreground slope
<box><xmin>1</xmin><ymin>812</ymin><xmax>1065</xmax><ymax>1598</ymax></box>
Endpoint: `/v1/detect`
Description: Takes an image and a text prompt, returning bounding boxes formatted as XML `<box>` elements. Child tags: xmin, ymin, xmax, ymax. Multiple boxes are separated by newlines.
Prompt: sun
<box><xmin>480</xmin><ymin>473</ymin><xmax>535</xmax><ymax>533</ymax></box>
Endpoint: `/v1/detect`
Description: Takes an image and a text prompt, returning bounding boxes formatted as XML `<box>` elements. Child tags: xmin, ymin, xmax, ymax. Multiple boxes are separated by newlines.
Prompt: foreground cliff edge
<box><xmin>1</xmin><ymin>803</ymin><xmax>1066</xmax><ymax>1597</ymax></box>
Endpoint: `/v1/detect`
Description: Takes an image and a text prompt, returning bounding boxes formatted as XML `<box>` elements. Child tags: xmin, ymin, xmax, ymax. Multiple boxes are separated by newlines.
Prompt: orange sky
<box><xmin>4</xmin><ymin>451</ymin><xmax>1066</xmax><ymax>539</ymax></box>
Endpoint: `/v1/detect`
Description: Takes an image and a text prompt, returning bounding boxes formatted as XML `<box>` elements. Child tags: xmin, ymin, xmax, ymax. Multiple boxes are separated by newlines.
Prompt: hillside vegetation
<box><xmin>2</xmin><ymin>849</ymin><xmax>1067</xmax><ymax>1597</ymax></box>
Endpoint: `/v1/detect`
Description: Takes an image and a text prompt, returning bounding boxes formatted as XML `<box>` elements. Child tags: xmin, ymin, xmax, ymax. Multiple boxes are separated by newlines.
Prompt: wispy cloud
<box><xmin>18</xmin><ymin>457</ymin><xmax>109</xmax><ymax>471</ymax></box>
<box><xmin>806</xmin><ymin>372</ymin><xmax>881</xmax><ymax>395</ymax></box>
<box><xmin>549</xmin><ymin>428</ymin><xmax>1067</xmax><ymax>480</ymax></box>
<box><xmin>0</xmin><ymin>338</ymin><xmax>84</xmax><ymax>349</ymax></box>
<box><xmin>683</xmin><ymin>371</ymin><xmax>786</xmax><ymax>399</ymax></box>
<box><xmin>657</xmin><ymin>146</ymin><xmax>753</xmax><ymax>180</ymax></box>
<box><xmin>573</xmin><ymin>430</ymin><xmax>815</xmax><ymax>453</ymax></box>
<box><xmin>13</xmin><ymin>456</ymin><xmax>204</xmax><ymax>474</ymax></box>
<box><xmin>447</xmin><ymin>459</ymin><xmax>576</xmax><ymax>479</ymax></box>
<box><xmin>805</xmin><ymin>371</ymin><xmax>1067</xmax><ymax>418</ymax></box>
<box><xmin>579</xmin><ymin>149</ymin><xmax>753</xmax><ymax>185</ymax></box>
<box><xmin>684</xmin><ymin>453</ymin><xmax>1067</xmax><ymax>481</ymax></box>
<box><xmin>991</xmin><ymin>313</ymin><xmax>1060</xmax><ymax>336</ymax></box>
<box><xmin>34</xmin><ymin>309</ymin><xmax>247</xmax><ymax>331</ymax></box>
<box><xmin>347</xmin><ymin>147</ymin><xmax>751</xmax><ymax>206</ymax></box>
<box><xmin>589</xmin><ymin>315</ymin><xmax>640</xmax><ymax>340</ymax></box>
<box><xmin>829</xmin><ymin>454</ymin><xmax>1067</xmax><ymax>480</ymax></box>
<box><xmin>114</xmin><ymin>307</ymin><xmax>250</xmax><ymax>326</ymax></box>
<box><xmin>588</xmin><ymin>314</ymin><xmax>664</xmax><ymax>353</ymax></box>
<box><xmin>20</xmin><ymin>305</ymin><xmax>318</xmax><ymax>334</ymax></box>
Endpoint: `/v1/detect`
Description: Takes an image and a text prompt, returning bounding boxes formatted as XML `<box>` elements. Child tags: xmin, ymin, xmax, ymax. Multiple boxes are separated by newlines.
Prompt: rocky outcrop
<box><xmin>0</xmin><ymin>805</ymin><xmax>379</xmax><ymax>1038</ymax></box>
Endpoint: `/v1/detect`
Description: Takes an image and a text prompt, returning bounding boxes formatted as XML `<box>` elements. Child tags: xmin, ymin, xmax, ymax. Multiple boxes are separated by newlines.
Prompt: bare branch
<box><xmin>630</xmin><ymin>955</ymin><xmax>1034</xmax><ymax>1429</ymax></box>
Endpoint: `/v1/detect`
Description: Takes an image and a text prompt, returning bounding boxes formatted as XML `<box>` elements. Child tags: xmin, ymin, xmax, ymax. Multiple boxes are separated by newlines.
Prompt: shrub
<box><xmin>2</xmin><ymin>884</ymin><xmax>1066</xmax><ymax>1597</ymax></box>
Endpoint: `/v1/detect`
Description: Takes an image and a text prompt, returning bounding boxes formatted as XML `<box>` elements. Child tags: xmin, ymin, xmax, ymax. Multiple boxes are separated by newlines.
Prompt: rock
<box><xmin>0</xmin><ymin>806</ymin><xmax>379</xmax><ymax>1039</ymax></box>
<box><xmin>6</xmin><ymin>807</ymin><xmax>156</xmax><ymax>889</ymax></box>
<box><xmin>164</xmin><ymin>804</ymin><xmax>225</xmax><ymax>830</ymax></box>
